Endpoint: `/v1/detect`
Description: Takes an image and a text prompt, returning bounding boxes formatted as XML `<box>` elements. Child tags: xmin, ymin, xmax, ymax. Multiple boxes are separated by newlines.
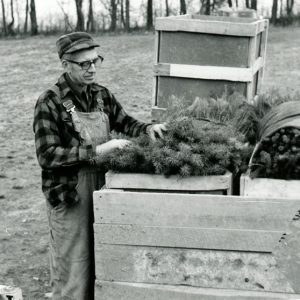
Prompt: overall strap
<box><xmin>48</xmin><ymin>85</ymin><xmax>81</xmax><ymax>133</ymax></box>
<box><xmin>48</xmin><ymin>85</ymin><xmax>77</xmax><ymax>112</ymax></box>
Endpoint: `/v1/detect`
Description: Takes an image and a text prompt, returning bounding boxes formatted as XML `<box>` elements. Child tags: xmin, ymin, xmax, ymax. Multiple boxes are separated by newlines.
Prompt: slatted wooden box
<box><xmin>152</xmin><ymin>15</ymin><xmax>269</xmax><ymax>122</ymax></box>
<box><xmin>240</xmin><ymin>170</ymin><xmax>300</xmax><ymax>198</ymax></box>
<box><xmin>94</xmin><ymin>189</ymin><xmax>300</xmax><ymax>299</ymax></box>
<box><xmin>105</xmin><ymin>170</ymin><xmax>233</xmax><ymax>195</ymax></box>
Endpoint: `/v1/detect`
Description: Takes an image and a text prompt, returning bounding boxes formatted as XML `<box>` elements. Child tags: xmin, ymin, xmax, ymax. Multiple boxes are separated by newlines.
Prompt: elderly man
<box><xmin>33</xmin><ymin>32</ymin><xmax>166</xmax><ymax>300</ymax></box>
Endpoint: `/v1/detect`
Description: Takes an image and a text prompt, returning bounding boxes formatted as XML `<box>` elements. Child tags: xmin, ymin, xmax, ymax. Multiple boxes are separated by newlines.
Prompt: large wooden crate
<box><xmin>152</xmin><ymin>15</ymin><xmax>269</xmax><ymax>121</ymax></box>
<box><xmin>105</xmin><ymin>170</ymin><xmax>233</xmax><ymax>195</ymax></box>
<box><xmin>240</xmin><ymin>170</ymin><xmax>300</xmax><ymax>198</ymax></box>
<box><xmin>94</xmin><ymin>189</ymin><xmax>300</xmax><ymax>299</ymax></box>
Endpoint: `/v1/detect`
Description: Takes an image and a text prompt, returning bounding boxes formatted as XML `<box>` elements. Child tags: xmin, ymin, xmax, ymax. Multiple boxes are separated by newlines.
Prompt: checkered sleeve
<box><xmin>33</xmin><ymin>98</ymin><xmax>93</xmax><ymax>169</ymax></box>
<box><xmin>104</xmin><ymin>89</ymin><xmax>151</xmax><ymax>137</ymax></box>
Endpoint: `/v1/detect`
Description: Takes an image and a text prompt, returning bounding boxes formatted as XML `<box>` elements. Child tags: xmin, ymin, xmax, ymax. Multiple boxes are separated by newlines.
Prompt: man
<box><xmin>33</xmin><ymin>32</ymin><xmax>166</xmax><ymax>300</ymax></box>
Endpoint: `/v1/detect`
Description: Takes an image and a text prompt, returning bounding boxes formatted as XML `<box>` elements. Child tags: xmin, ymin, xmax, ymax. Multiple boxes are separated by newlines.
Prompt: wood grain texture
<box><xmin>93</xmin><ymin>191</ymin><xmax>300</xmax><ymax>231</ymax></box>
<box><xmin>155</xmin><ymin>17</ymin><xmax>262</xmax><ymax>37</ymax></box>
<box><xmin>94</xmin><ymin>223</ymin><xmax>282</xmax><ymax>252</ymax></box>
<box><xmin>154</xmin><ymin>63</ymin><xmax>253</xmax><ymax>82</ymax></box>
<box><xmin>240</xmin><ymin>173</ymin><xmax>300</xmax><ymax>198</ymax></box>
<box><xmin>95</xmin><ymin>280</ymin><xmax>299</xmax><ymax>299</ymax></box>
<box><xmin>105</xmin><ymin>170</ymin><xmax>232</xmax><ymax>191</ymax></box>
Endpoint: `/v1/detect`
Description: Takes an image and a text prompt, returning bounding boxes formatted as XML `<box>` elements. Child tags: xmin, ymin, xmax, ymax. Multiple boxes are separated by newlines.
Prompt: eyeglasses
<box><xmin>65</xmin><ymin>55</ymin><xmax>104</xmax><ymax>70</ymax></box>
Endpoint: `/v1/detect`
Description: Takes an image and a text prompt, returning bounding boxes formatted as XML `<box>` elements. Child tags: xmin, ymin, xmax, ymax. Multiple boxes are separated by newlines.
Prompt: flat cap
<box><xmin>56</xmin><ymin>32</ymin><xmax>100</xmax><ymax>58</ymax></box>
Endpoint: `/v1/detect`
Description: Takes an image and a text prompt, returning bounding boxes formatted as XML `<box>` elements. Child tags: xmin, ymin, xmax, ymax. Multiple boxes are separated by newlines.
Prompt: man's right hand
<box><xmin>95</xmin><ymin>139</ymin><xmax>131</xmax><ymax>157</ymax></box>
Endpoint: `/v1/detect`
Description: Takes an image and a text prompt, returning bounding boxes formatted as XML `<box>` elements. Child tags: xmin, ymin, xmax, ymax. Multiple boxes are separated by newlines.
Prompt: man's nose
<box><xmin>88</xmin><ymin>63</ymin><xmax>96</xmax><ymax>72</ymax></box>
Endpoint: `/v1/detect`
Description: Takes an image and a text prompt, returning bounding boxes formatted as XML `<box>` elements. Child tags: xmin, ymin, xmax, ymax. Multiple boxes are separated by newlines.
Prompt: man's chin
<box><xmin>84</xmin><ymin>77</ymin><xmax>95</xmax><ymax>84</ymax></box>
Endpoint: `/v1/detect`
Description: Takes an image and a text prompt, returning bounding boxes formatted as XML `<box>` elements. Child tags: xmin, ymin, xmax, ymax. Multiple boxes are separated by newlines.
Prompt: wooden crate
<box><xmin>105</xmin><ymin>170</ymin><xmax>233</xmax><ymax>195</ymax></box>
<box><xmin>240</xmin><ymin>170</ymin><xmax>300</xmax><ymax>198</ymax></box>
<box><xmin>151</xmin><ymin>15</ymin><xmax>269</xmax><ymax>122</ymax></box>
<box><xmin>94</xmin><ymin>190</ymin><xmax>300</xmax><ymax>299</ymax></box>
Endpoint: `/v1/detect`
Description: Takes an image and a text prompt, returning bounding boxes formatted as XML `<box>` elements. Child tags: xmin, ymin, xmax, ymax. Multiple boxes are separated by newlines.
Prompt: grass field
<box><xmin>0</xmin><ymin>26</ymin><xmax>300</xmax><ymax>299</ymax></box>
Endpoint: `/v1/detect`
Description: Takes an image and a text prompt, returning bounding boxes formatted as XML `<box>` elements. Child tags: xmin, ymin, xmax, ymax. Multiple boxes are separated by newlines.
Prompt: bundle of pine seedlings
<box><xmin>95</xmin><ymin>91</ymin><xmax>254</xmax><ymax>177</ymax></box>
<box><xmin>250</xmin><ymin>127</ymin><xmax>300</xmax><ymax>179</ymax></box>
<box><xmin>248</xmin><ymin>98</ymin><xmax>300</xmax><ymax>180</ymax></box>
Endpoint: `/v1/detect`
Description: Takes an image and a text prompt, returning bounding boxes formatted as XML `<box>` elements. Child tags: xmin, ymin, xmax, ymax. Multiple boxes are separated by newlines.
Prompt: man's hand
<box><xmin>95</xmin><ymin>139</ymin><xmax>131</xmax><ymax>156</ymax></box>
<box><xmin>147</xmin><ymin>123</ymin><xmax>167</xmax><ymax>141</ymax></box>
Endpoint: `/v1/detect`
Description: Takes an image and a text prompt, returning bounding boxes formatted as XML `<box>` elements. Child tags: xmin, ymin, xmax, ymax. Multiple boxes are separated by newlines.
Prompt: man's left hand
<box><xmin>147</xmin><ymin>123</ymin><xmax>167</xmax><ymax>141</ymax></box>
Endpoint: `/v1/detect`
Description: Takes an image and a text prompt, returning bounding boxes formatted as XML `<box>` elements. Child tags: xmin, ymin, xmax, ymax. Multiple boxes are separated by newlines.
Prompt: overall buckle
<box><xmin>63</xmin><ymin>100</ymin><xmax>75</xmax><ymax>113</ymax></box>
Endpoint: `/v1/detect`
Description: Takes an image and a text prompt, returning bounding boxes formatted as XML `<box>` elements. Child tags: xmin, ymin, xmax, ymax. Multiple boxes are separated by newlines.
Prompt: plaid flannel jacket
<box><xmin>33</xmin><ymin>73</ymin><xmax>150</xmax><ymax>207</ymax></box>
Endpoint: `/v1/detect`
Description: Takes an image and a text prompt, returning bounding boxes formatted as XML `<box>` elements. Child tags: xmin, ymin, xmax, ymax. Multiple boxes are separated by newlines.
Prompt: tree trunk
<box><xmin>110</xmin><ymin>0</ymin><xmax>117</xmax><ymax>31</ymax></box>
<box><xmin>251</xmin><ymin>0</ymin><xmax>257</xmax><ymax>10</ymax></box>
<box><xmin>165</xmin><ymin>0</ymin><xmax>169</xmax><ymax>16</ymax></box>
<box><xmin>180</xmin><ymin>0</ymin><xmax>186</xmax><ymax>14</ymax></box>
<box><xmin>245</xmin><ymin>0</ymin><xmax>250</xmax><ymax>8</ymax></box>
<box><xmin>125</xmin><ymin>0</ymin><xmax>130</xmax><ymax>32</ymax></box>
<box><xmin>7</xmin><ymin>0</ymin><xmax>15</xmax><ymax>35</ymax></box>
<box><xmin>228</xmin><ymin>0</ymin><xmax>233</xmax><ymax>8</ymax></box>
<box><xmin>205</xmin><ymin>0</ymin><xmax>210</xmax><ymax>15</ymax></box>
<box><xmin>75</xmin><ymin>0</ymin><xmax>84</xmax><ymax>31</ymax></box>
<box><xmin>120</xmin><ymin>0</ymin><xmax>125</xmax><ymax>28</ymax></box>
<box><xmin>1</xmin><ymin>0</ymin><xmax>7</xmax><ymax>35</ymax></box>
<box><xmin>236</xmin><ymin>0</ymin><xmax>238</xmax><ymax>7</ymax></box>
<box><xmin>146</xmin><ymin>0</ymin><xmax>153</xmax><ymax>31</ymax></box>
<box><xmin>286</xmin><ymin>0</ymin><xmax>294</xmax><ymax>16</ymax></box>
<box><xmin>87</xmin><ymin>0</ymin><xmax>95</xmax><ymax>32</ymax></box>
<box><xmin>30</xmin><ymin>0</ymin><xmax>38</xmax><ymax>35</ymax></box>
<box><xmin>271</xmin><ymin>0</ymin><xmax>278</xmax><ymax>24</ymax></box>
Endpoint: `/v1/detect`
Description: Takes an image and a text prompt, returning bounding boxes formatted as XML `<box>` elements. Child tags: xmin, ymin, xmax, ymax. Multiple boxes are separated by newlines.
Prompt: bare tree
<box><xmin>1</xmin><ymin>0</ymin><xmax>7</xmax><ymax>35</ymax></box>
<box><xmin>286</xmin><ymin>0</ymin><xmax>294</xmax><ymax>17</ymax></box>
<box><xmin>146</xmin><ymin>0</ymin><xmax>153</xmax><ymax>30</ymax></box>
<box><xmin>24</xmin><ymin>0</ymin><xmax>29</xmax><ymax>33</ymax></box>
<box><xmin>180</xmin><ymin>0</ymin><xmax>186</xmax><ymax>14</ymax></box>
<box><xmin>228</xmin><ymin>0</ymin><xmax>232</xmax><ymax>7</ymax></box>
<box><xmin>7</xmin><ymin>0</ymin><xmax>15</xmax><ymax>35</ymax></box>
<box><xmin>75</xmin><ymin>0</ymin><xmax>84</xmax><ymax>31</ymax></box>
<box><xmin>57</xmin><ymin>0</ymin><xmax>73</xmax><ymax>31</ymax></box>
<box><xmin>165</xmin><ymin>0</ymin><xmax>169</xmax><ymax>16</ymax></box>
<box><xmin>125</xmin><ymin>0</ymin><xmax>130</xmax><ymax>31</ymax></box>
<box><xmin>200</xmin><ymin>0</ymin><xmax>211</xmax><ymax>15</ymax></box>
<box><xmin>87</xmin><ymin>0</ymin><xmax>95</xmax><ymax>32</ymax></box>
<box><xmin>110</xmin><ymin>0</ymin><xmax>117</xmax><ymax>31</ymax></box>
<box><xmin>251</xmin><ymin>0</ymin><xmax>257</xmax><ymax>10</ymax></box>
<box><xmin>30</xmin><ymin>0</ymin><xmax>38</xmax><ymax>35</ymax></box>
<box><xmin>271</xmin><ymin>0</ymin><xmax>278</xmax><ymax>24</ymax></box>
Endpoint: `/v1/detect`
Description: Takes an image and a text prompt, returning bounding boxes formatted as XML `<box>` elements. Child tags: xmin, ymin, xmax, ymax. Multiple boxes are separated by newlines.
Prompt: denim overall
<box><xmin>47</xmin><ymin>95</ymin><xmax>110</xmax><ymax>300</ymax></box>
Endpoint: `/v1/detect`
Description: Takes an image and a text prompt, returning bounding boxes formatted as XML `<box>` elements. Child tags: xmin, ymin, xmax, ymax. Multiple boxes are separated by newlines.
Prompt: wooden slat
<box><xmin>95</xmin><ymin>245</ymin><xmax>294</xmax><ymax>292</ymax></box>
<box><xmin>155</xmin><ymin>17</ymin><xmax>260</xmax><ymax>37</ymax></box>
<box><xmin>154</xmin><ymin>63</ymin><xmax>253</xmax><ymax>82</ymax></box>
<box><xmin>95</xmin><ymin>281</ymin><xmax>300</xmax><ymax>300</ymax></box>
<box><xmin>152</xmin><ymin>31</ymin><xmax>160</xmax><ymax>107</ymax></box>
<box><xmin>94</xmin><ymin>224</ymin><xmax>281</xmax><ymax>252</ymax></box>
<box><xmin>105</xmin><ymin>170</ymin><xmax>232</xmax><ymax>191</ymax></box>
<box><xmin>240</xmin><ymin>173</ymin><xmax>300</xmax><ymax>198</ymax></box>
<box><xmin>93</xmin><ymin>191</ymin><xmax>300</xmax><ymax>231</ymax></box>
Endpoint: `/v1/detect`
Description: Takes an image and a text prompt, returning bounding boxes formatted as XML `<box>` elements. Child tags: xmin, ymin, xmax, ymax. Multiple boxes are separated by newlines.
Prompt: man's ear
<box><xmin>61</xmin><ymin>60</ymin><xmax>68</xmax><ymax>71</ymax></box>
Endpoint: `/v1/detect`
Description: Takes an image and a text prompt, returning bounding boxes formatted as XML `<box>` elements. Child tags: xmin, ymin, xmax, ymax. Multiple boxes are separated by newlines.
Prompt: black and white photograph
<box><xmin>1</xmin><ymin>0</ymin><xmax>300</xmax><ymax>299</ymax></box>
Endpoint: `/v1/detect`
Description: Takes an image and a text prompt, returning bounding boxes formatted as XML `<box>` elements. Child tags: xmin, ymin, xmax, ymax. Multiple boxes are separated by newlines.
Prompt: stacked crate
<box><xmin>151</xmin><ymin>15</ymin><xmax>269</xmax><ymax>121</ymax></box>
<box><xmin>94</xmin><ymin>175</ymin><xmax>300</xmax><ymax>299</ymax></box>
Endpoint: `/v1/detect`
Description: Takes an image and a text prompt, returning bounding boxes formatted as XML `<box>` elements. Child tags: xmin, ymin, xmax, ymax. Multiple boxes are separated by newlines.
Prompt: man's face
<box><xmin>62</xmin><ymin>48</ymin><xmax>99</xmax><ymax>86</ymax></box>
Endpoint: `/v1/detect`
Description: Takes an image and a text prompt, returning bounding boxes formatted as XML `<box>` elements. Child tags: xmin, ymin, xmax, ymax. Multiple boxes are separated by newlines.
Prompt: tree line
<box><xmin>0</xmin><ymin>0</ymin><xmax>298</xmax><ymax>37</ymax></box>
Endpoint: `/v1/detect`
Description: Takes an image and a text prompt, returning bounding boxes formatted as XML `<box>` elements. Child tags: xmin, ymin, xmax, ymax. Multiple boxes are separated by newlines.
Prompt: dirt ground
<box><xmin>0</xmin><ymin>27</ymin><xmax>300</xmax><ymax>299</ymax></box>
